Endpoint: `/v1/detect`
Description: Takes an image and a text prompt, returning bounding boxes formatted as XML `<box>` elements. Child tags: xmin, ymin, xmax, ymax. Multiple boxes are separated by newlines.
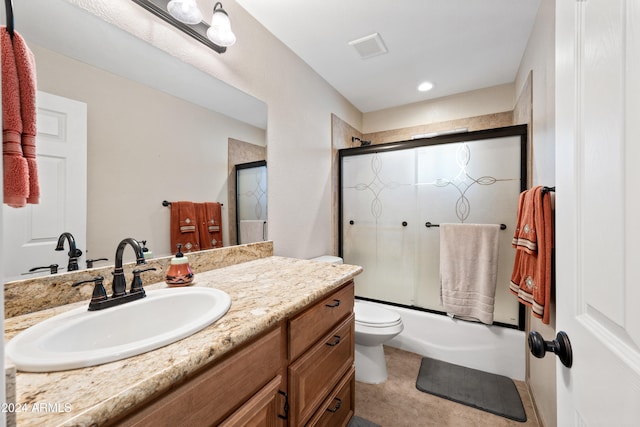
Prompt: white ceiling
<box><xmin>235</xmin><ymin>0</ymin><xmax>542</xmax><ymax>113</ymax></box>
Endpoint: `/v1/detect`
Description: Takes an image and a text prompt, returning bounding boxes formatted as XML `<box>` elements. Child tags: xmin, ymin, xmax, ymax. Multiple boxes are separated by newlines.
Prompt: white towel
<box><xmin>239</xmin><ymin>220</ymin><xmax>267</xmax><ymax>244</ymax></box>
<box><xmin>439</xmin><ymin>223</ymin><xmax>500</xmax><ymax>324</ymax></box>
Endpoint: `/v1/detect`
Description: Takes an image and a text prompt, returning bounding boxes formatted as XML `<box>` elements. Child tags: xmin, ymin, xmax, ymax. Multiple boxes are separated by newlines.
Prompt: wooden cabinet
<box><xmin>288</xmin><ymin>283</ymin><xmax>354</xmax><ymax>361</ymax></box>
<box><xmin>115</xmin><ymin>325</ymin><xmax>286</xmax><ymax>427</ymax></box>
<box><xmin>307</xmin><ymin>367</ymin><xmax>355</xmax><ymax>427</ymax></box>
<box><xmin>219</xmin><ymin>376</ymin><xmax>285</xmax><ymax>427</ymax></box>
<box><xmin>114</xmin><ymin>280</ymin><xmax>355</xmax><ymax>427</ymax></box>
<box><xmin>288</xmin><ymin>281</ymin><xmax>355</xmax><ymax>427</ymax></box>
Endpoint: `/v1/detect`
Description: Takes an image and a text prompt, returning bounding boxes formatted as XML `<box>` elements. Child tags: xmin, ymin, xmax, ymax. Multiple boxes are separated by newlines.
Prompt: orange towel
<box><xmin>13</xmin><ymin>31</ymin><xmax>39</xmax><ymax>204</ymax></box>
<box><xmin>196</xmin><ymin>202</ymin><xmax>223</xmax><ymax>249</ymax></box>
<box><xmin>170</xmin><ymin>202</ymin><xmax>200</xmax><ymax>253</ymax></box>
<box><xmin>2</xmin><ymin>27</ymin><xmax>29</xmax><ymax>207</ymax></box>
<box><xmin>509</xmin><ymin>186</ymin><xmax>554</xmax><ymax>324</ymax></box>
<box><xmin>511</xmin><ymin>189</ymin><xmax>538</xmax><ymax>253</ymax></box>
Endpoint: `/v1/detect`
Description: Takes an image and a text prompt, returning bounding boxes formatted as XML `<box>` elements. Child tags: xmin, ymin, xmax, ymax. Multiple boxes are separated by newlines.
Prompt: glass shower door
<box><xmin>236</xmin><ymin>161</ymin><xmax>267</xmax><ymax>244</ymax></box>
<box><xmin>342</xmin><ymin>149</ymin><xmax>417</xmax><ymax>305</ymax></box>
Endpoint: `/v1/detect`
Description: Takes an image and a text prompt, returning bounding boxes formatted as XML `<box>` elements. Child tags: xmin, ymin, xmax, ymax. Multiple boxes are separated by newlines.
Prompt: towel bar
<box><xmin>425</xmin><ymin>222</ymin><xmax>507</xmax><ymax>230</ymax></box>
<box><xmin>162</xmin><ymin>200</ymin><xmax>223</xmax><ymax>207</ymax></box>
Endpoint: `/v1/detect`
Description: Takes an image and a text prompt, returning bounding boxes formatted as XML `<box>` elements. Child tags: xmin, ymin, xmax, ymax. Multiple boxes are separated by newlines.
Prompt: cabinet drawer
<box><xmin>219</xmin><ymin>375</ymin><xmax>285</xmax><ymax>427</ymax></box>
<box><xmin>288</xmin><ymin>314</ymin><xmax>354</xmax><ymax>427</ymax></box>
<box><xmin>289</xmin><ymin>281</ymin><xmax>354</xmax><ymax>361</ymax></box>
<box><xmin>308</xmin><ymin>366</ymin><xmax>355</xmax><ymax>427</ymax></box>
<box><xmin>118</xmin><ymin>325</ymin><xmax>284</xmax><ymax>427</ymax></box>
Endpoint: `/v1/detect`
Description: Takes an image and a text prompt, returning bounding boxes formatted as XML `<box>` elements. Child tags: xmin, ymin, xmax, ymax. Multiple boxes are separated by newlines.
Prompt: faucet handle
<box><xmin>86</xmin><ymin>258</ymin><xmax>108</xmax><ymax>269</ymax></box>
<box><xmin>72</xmin><ymin>276</ymin><xmax>107</xmax><ymax>304</ymax></box>
<box><xmin>131</xmin><ymin>267</ymin><xmax>157</xmax><ymax>295</ymax></box>
<box><xmin>28</xmin><ymin>264</ymin><xmax>59</xmax><ymax>274</ymax></box>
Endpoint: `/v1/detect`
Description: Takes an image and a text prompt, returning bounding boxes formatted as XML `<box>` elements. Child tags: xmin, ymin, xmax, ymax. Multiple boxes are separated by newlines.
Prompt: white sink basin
<box><xmin>6</xmin><ymin>287</ymin><xmax>231</xmax><ymax>372</ymax></box>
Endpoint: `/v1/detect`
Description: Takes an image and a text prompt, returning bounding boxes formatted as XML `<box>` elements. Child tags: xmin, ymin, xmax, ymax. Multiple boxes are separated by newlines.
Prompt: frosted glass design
<box><xmin>342</xmin><ymin>135</ymin><xmax>523</xmax><ymax>326</ymax></box>
<box><xmin>343</xmin><ymin>151</ymin><xmax>417</xmax><ymax>305</ymax></box>
<box><xmin>237</xmin><ymin>166</ymin><xmax>267</xmax><ymax>221</ymax></box>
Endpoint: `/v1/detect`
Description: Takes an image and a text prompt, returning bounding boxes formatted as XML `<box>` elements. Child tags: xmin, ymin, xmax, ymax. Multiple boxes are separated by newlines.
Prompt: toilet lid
<box><xmin>355</xmin><ymin>301</ymin><xmax>402</xmax><ymax>326</ymax></box>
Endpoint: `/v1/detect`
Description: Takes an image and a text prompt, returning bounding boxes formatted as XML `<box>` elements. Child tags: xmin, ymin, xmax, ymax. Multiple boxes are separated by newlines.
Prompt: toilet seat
<box><xmin>355</xmin><ymin>301</ymin><xmax>402</xmax><ymax>328</ymax></box>
<box><xmin>356</xmin><ymin>319</ymin><xmax>403</xmax><ymax>328</ymax></box>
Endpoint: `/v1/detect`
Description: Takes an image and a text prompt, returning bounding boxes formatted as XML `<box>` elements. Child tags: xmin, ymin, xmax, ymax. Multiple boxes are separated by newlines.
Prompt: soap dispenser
<box><xmin>141</xmin><ymin>240</ymin><xmax>153</xmax><ymax>260</ymax></box>
<box><xmin>165</xmin><ymin>244</ymin><xmax>194</xmax><ymax>286</ymax></box>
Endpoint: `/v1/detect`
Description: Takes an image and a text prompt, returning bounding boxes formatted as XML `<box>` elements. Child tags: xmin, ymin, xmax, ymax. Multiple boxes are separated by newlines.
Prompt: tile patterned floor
<box><xmin>354</xmin><ymin>346</ymin><xmax>540</xmax><ymax>427</ymax></box>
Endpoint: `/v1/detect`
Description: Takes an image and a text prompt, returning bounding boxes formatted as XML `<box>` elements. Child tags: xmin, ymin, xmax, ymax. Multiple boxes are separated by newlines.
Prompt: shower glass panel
<box><xmin>340</xmin><ymin>126</ymin><xmax>526</xmax><ymax>328</ymax></box>
<box><xmin>342</xmin><ymin>150</ymin><xmax>417</xmax><ymax>305</ymax></box>
<box><xmin>236</xmin><ymin>161</ymin><xmax>267</xmax><ymax>244</ymax></box>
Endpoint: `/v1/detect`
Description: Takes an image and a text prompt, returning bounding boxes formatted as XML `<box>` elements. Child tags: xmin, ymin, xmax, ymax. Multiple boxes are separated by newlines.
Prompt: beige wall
<box><xmin>32</xmin><ymin>44</ymin><xmax>266</xmax><ymax>260</ymax></box>
<box><xmin>362</xmin><ymin>83</ymin><xmax>515</xmax><ymax>134</ymax></box>
<box><xmin>515</xmin><ymin>0</ymin><xmax>557</xmax><ymax>426</ymax></box>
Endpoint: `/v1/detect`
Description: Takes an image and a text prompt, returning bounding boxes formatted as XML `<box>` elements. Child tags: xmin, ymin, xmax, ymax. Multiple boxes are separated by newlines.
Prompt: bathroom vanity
<box><xmin>3</xmin><ymin>253</ymin><xmax>362</xmax><ymax>426</ymax></box>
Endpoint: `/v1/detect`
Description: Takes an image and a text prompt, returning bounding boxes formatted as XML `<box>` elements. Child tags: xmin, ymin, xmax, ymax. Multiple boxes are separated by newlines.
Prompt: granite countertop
<box><xmin>4</xmin><ymin>256</ymin><xmax>362</xmax><ymax>427</ymax></box>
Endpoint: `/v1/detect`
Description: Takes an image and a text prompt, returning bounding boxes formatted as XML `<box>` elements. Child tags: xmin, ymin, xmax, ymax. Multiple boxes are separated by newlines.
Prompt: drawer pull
<box><xmin>326</xmin><ymin>335</ymin><xmax>342</xmax><ymax>347</ymax></box>
<box><xmin>326</xmin><ymin>397</ymin><xmax>342</xmax><ymax>413</ymax></box>
<box><xmin>325</xmin><ymin>299</ymin><xmax>341</xmax><ymax>308</ymax></box>
<box><xmin>277</xmin><ymin>390</ymin><xmax>289</xmax><ymax>420</ymax></box>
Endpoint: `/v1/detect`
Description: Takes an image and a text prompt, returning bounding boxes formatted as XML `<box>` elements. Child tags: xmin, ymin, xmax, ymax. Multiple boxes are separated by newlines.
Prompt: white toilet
<box><xmin>311</xmin><ymin>256</ymin><xmax>404</xmax><ymax>384</ymax></box>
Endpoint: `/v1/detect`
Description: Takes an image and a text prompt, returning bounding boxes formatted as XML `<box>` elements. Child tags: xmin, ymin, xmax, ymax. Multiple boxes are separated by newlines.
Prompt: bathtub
<box><xmin>363</xmin><ymin>301</ymin><xmax>526</xmax><ymax>381</ymax></box>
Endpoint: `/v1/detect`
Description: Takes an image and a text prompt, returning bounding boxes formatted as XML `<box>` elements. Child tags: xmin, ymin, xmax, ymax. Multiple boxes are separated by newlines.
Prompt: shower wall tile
<box><xmin>362</xmin><ymin>111</ymin><xmax>514</xmax><ymax>146</ymax></box>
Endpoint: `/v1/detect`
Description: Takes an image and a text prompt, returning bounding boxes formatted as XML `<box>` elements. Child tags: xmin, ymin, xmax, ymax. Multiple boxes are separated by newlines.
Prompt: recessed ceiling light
<box><xmin>418</xmin><ymin>81</ymin><xmax>434</xmax><ymax>92</ymax></box>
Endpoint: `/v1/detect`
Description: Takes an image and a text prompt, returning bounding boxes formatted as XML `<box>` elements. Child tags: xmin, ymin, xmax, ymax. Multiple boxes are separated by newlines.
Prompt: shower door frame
<box><xmin>235</xmin><ymin>160</ymin><xmax>268</xmax><ymax>245</ymax></box>
<box><xmin>338</xmin><ymin>124</ymin><xmax>528</xmax><ymax>330</ymax></box>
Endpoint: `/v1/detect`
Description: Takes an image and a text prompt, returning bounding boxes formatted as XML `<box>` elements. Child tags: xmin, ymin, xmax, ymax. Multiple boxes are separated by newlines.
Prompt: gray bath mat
<box><xmin>349</xmin><ymin>415</ymin><xmax>382</xmax><ymax>427</ymax></box>
<box><xmin>416</xmin><ymin>357</ymin><xmax>526</xmax><ymax>422</ymax></box>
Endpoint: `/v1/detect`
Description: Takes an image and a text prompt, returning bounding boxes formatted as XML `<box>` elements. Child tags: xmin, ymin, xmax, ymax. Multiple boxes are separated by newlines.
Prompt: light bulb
<box><xmin>167</xmin><ymin>0</ymin><xmax>203</xmax><ymax>25</ymax></box>
<box><xmin>206</xmin><ymin>5</ymin><xmax>236</xmax><ymax>47</ymax></box>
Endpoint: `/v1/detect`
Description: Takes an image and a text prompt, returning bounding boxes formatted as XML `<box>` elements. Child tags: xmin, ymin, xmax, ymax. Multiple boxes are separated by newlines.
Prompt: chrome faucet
<box><xmin>55</xmin><ymin>232</ymin><xmax>83</xmax><ymax>271</ymax></box>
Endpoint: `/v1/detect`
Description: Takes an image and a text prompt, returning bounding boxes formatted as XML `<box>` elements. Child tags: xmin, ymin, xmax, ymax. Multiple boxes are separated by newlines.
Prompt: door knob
<box><xmin>528</xmin><ymin>331</ymin><xmax>573</xmax><ymax>368</ymax></box>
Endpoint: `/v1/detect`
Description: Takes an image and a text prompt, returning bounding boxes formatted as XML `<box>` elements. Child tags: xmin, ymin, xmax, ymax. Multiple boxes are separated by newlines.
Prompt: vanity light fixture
<box><xmin>131</xmin><ymin>0</ymin><xmax>235</xmax><ymax>53</ymax></box>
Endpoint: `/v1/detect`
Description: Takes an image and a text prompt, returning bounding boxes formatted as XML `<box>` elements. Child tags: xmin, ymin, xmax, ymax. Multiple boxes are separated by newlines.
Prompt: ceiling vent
<box><xmin>348</xmin><ymin>33</ymin><xmax>388</xmax><ymax>59</ymax></box>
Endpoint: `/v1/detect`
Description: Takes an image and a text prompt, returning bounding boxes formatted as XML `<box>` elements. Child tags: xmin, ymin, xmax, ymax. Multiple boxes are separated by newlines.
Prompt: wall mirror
<box><xmin>3</xmin><ymin>0</ymin><xmax>268</xmax><ymax>282</ymax></box>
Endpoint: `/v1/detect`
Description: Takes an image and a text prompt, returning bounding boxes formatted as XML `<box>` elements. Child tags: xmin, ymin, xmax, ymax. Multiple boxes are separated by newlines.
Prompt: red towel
<box><xmin>509</xmin><ymin>186</ymin><xmax>554</xmax><ymax>324</ymax></box>
<box><xmin>13</xmin><ymin>31</ymin><xmax>39</xmax><ymax>204</ymax></box>
<box><xmin>196</xmin><ymin>202</ymin><xmax>223</xmax><ymax>249</ymax></box>
<box><xmin>2</xmin><ymin>27</ymin><xmax>29</xmax><ymax>207</ymax></box>
<box><xmin>170</xmin><ymin>202</ymin><xmax>200</xmax><ymax>253</ymax></box>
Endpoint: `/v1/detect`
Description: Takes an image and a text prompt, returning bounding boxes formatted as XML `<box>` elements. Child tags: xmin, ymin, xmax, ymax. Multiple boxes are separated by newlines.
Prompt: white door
<box><xmin>2</xmin><ymin>91</ymin><xmax>87</xmax><ymax>280</ymax></box>
<box><xmin>555</xmin><ymin>0</ymin><xmax>640</xmax><ymax>425</ymax></box>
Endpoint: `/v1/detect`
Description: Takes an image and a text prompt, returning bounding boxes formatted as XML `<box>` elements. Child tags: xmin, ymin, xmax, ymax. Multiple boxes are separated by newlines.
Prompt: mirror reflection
<box><xmin>236</xmin><ymin>161</ymin><xmax>267</xmax><ymax>244</ymax></box>
<box><xmin>3</xmin><ymin>0</ymin><xmax>267</xmax><ymax>281</ymax></box>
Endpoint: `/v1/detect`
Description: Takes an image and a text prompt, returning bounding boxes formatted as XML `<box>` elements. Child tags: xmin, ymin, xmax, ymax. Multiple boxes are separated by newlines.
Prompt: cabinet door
<box><xmin>220</xmin><ymin>376</ymin><xmax>286</xmax><ymax>427</ymax></box>
<box><xmin>288</xmin><ymin>315</ymin><xmax>354</xmax><ymax>427</ymax></box>
<box><xmin>118</xmin><ymin>326</ymin><xmax>284</xmax><ymax>427</ymax></box>
<box><xmin>307</xmin><ymin>367</ymin><xmax>355</xmax><ymax>427</ymax></box>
